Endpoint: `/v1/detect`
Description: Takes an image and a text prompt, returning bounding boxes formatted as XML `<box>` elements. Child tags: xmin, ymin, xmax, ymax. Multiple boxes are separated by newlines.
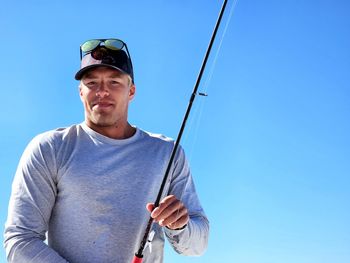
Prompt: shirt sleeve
<box><xmin>4</xmin><ymin>134</ymin><xmax>69</xmax><ymax>263</ymax></box>
<box><xmin>163</xmin><ymin>146</ymin><xmax>209</xmax><ymax>256</ymax></box>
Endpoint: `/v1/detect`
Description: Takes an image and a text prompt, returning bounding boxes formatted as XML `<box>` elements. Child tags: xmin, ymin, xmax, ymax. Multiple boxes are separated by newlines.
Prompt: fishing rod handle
<box><xmin>131</xmin><ymin>255</ymin><xmax>143</xmax><ymax>263</ymax></box>
<box><xmin>133</xmin><ymin>215</ymin><xmax>154</xmax><ymax>262</ymax></box>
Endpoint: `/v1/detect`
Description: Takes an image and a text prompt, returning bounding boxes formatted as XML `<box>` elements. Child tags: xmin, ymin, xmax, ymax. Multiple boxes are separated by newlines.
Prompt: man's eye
<box><xmin>86</xmin><ymin>81</ymin><xmax>97</xmax><ymax>87</ymax></box>
<box><xmin>110</xmin><ymin>80</ymin><xmax>122</xmax><ymax>86</ymax></box>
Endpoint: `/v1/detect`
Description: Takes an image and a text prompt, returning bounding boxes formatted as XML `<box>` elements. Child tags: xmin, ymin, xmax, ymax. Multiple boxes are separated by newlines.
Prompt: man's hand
<box><xmin>146</xmin><ymin>195</ymin><xmax>189</xmax><ymax>230</ymax></box>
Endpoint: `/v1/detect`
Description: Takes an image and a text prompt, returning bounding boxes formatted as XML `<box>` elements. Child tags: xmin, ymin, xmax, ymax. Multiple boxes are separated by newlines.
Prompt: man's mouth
<box><xmin>92</xmin><ymin>101</ymin><xmax>114</xmax><ymax>109</ymax></box>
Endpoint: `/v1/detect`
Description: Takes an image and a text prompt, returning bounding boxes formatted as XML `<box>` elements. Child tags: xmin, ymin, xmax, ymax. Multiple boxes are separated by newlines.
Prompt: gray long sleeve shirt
<box><xmin>4</xmin><ymin>123</ymin><xmax>209</xmax><ymax>263</ymax></box>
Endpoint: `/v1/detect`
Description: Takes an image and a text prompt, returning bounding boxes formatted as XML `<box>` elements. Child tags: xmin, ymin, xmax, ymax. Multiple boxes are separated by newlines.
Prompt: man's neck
<box><xmin>86</xmin><ymin>121</ymin><xmax>136</xmax><ymax>140</ymax></box>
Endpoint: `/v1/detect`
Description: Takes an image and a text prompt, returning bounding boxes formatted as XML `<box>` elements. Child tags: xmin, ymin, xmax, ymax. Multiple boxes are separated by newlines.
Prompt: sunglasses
<box><xmin>79</xmin><ymin>38</ymin><xmax>131</xmax><ymax>60</ymax></box>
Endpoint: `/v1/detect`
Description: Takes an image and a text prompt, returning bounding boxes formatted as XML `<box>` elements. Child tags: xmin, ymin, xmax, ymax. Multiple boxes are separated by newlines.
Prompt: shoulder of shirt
<box><xmin>138</xmin><ymin>128</ymin><xmax>174</xmax><ymax>143</ymax></box>
<box><xmin>137</xmin><ymin>128</ymin><xmax>186</xmax><ymax>157</ymax></box>
<box><xmin>29</xmin><ymin>124</ymin><xmax>79</xmax><ymax>146</ymax></box>
<box><xmin>31</xmin><ymin>125</ymin><xmax>177</xmax><ymax>148</ymax></box>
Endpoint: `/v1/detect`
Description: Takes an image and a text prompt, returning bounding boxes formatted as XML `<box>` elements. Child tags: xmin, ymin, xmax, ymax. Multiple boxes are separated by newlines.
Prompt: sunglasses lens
<box><xmin>104</xmin><ymin>39</ymin><xmax>124</xmax><ymax>50</ymax></box>
<box><xmin>81</xmin><ymin>40</ymin><xmax>101</xmax><ymax>53</ymax></box>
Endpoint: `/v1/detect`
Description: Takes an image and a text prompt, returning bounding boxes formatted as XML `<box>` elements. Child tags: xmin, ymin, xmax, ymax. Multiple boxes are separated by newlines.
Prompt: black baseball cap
<box><xmin>75</xmin><ymin>40</ymin><xmax>134</xmax><ymax>82</ymax></box>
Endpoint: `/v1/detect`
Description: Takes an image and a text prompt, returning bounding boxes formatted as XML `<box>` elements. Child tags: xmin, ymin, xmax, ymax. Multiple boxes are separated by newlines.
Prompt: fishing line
<box><xmin>183</xmin><ymin>0</ymin><xmax>238</xmax><ymax>164</ymax></box>
<box><xmin>172</xmin><ymin>0</ymin><xmax>239</xmax><ymax>231</ymax></box>
<box><xmin>201</xmin><ymin>0</ymin><xmax>238</xmax><ymax>95</ymax></box>
<box><xmin>132</xmin><ymin>1</ymin><xmax>232</xmax><ymax>261</ymax></box>
<box><xmin>157</xmin><ymin>0</ymin><xmax>240</xmax><ymax>239</ymax></box>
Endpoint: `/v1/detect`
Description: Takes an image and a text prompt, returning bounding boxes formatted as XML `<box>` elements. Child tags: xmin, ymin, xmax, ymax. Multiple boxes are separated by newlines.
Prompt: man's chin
<box><xmin>94</xmin><ymin>121</ymin><xmax>116</xmax><ymax>127</ymax></box>
<box><xmin>91</xmin><ymin>117</ymin><xmax>117</xmax><ymax>127</ymax></box>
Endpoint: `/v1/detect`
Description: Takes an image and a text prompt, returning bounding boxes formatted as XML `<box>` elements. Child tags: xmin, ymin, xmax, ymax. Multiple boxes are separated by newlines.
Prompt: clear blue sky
<box><xmin>1</xmin><ymin>0</ymin><xmax>350</xmax><ymax>262</ymax></box>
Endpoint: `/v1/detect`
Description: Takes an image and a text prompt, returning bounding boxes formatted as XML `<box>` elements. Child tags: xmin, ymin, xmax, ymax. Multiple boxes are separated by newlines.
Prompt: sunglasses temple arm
<box><xmin>125</xmin><ymin>45</ymin><xmax>134</xmax><ymax>68</ymax></box>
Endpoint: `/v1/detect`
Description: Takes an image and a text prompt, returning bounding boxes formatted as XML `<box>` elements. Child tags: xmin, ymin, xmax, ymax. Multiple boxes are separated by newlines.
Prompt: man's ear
<box><xmin>129</xmin><ymin>84</ymin><xmax>136</xmax><ymax>101</ymax></box>
<box><xmin>79</xmin><ymin>84</ymin><xmax>84</xmax><ymax>101</ymax></box>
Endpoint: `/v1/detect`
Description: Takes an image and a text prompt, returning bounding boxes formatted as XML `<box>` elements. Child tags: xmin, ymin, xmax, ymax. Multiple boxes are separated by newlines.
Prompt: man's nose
<box><xmin>96</xmin><ymin>82</ymin><xmax>109</xmax><ymax>98</ymax></box>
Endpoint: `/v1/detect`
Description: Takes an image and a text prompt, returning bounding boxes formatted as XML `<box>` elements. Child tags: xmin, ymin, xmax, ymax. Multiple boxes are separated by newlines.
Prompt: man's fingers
<box><xmin>167</xmin><ymin>215</ymin><xmax>189</xmax><ymax>230</ymax></box>
<box><xmin>146</xmin><ymin>203</ymin><xmax>155</xmax><ymax>212</ymax></box>
<box><xmin>159</xmin><ymin>206</ymin><xmax>188</xmax><ymax>227</ymax></box>
<box><xmin>146</xmin><ymin>195</ymin><xmax>189</xmax><ymax>229</ymax></box>
<box><xmin>151</xmin><ymin>197</ymin><xmax>180</xmax><ymax>221</ymax></box>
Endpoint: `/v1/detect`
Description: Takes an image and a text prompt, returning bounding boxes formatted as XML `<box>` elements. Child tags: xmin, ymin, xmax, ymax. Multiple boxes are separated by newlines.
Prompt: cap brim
<box><xmin>75</xmin><ymin>64</ymin><xmax>129</xmax><ymax>80</ymax></box>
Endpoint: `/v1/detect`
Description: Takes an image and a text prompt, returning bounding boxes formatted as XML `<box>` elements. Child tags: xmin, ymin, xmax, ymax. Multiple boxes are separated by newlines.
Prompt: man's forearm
<box><xmin>4</xmin><ymin>226</ymin><xmax>68</xmax><ymax>263</ymax></box>
<box><xmin>4</xmin><ymin>229</ymin><xmax>68</xmax><ymax>263</ymax></box>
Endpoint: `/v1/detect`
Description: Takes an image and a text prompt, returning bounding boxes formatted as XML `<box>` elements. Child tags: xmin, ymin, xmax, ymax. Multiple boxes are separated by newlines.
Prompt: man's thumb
<box><xmin>146</xmin><ymin>203</ymin><xmax>155</xmax><ymax>212</ymax></box>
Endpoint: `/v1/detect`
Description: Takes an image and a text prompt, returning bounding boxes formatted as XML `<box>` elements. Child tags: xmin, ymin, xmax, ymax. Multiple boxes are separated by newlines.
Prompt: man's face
<box><xmin>79</xmin><ymin>67</ymin><xmax>135</xmax><ymax>129</ymax></box>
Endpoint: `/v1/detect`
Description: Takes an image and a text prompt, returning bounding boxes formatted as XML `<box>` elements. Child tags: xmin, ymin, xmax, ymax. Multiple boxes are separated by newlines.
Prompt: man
<box><xmin>4</xmin><ymin>38</ymin><xmax>209</xmax><ymax>263</ymax></box>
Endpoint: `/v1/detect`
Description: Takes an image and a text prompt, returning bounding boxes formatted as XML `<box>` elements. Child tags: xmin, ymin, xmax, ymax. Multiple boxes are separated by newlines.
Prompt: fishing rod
<box><xmin>132</xmin><ymin>0</ymin><xmax>228</xmax><ymax>262</ymax></box>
